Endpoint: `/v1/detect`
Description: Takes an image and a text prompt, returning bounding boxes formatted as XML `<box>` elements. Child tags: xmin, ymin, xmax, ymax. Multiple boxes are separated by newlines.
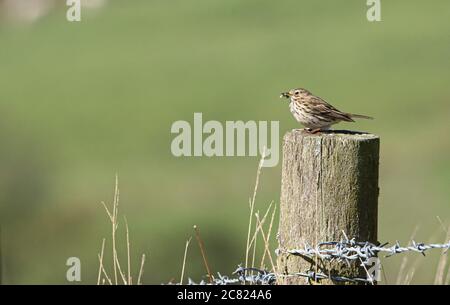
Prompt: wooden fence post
<box><xmin>277</xmin><ymin>130</ymin><xmax>379</xmax><ymax>285</ymax></box>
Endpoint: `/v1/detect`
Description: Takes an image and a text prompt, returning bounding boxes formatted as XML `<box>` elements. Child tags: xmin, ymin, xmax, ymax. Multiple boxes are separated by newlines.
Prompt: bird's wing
<box><xmin>309</xmin><ymin>96</ymin><xmax>354</xmax><ymax>122</ymax></box>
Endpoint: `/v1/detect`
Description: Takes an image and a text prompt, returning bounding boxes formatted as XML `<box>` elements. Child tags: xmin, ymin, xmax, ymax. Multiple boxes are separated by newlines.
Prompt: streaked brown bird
<box><xmin>280</xmin><ymin>88</ymin><xmax>373</xmax><ymax>133</ymax></box>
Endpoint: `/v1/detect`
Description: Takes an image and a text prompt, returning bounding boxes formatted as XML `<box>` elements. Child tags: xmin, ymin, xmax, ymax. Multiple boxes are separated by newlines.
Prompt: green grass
<box><xmin>0</xmin><ymin>0</ymin><xmax>449</xmax><ymax>284</ymax></box>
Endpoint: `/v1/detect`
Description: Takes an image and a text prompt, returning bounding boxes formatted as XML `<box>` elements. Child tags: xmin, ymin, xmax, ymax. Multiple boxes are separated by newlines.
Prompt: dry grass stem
<box><xmin>98</xmin><ymin>252</ymin><xmax>113</xmax><ymax>285</ymax></box>
<box><xmin>251</xmin><ymin>211</ymin><xmax>259</xmax><ymax>273</ymax></box>
<box><xmin>112</xmin><ymin>174</ymin><xmax>119</xmax><ymax>284</ymax></box>
<box><xmin>137</xmin><ymin>254</ymin><xmax>146</xmax><ymax>285</ymax></box>
<box><xmin>248</xmin><ymin>201</ymin><xmax>273</xmax><ymax>252</ymax></box>
<box><xmin>180</xmin><ymin>237</ymin><xmax>192</xmax><ymax>285</ymax></box>
<box><xmin>194</xmin><ymin>225</ymin><xmax>213</xmax><ymax>283</ymax></box>
<box><xmin>434</xmin><ymin>225</ymin><xmax>450</xmax><ymax>285</ymax></box>
<box><xmin>396</xmin><ymin>226</ymin><xmax>419</xmax><ymax>285</ymax></box>
<box><xmin>97</xmin><ymin>238</ymin><xmax>106</xmax><ymax>285</ymax></box>
<box><xmin>125</xmin><ymin>216</ymin><xmax>132</xmax><ymax>285</ymax></box>
<box><xmin>245</xmin><ymin>148</ymin><xmax>266</xmax><ymax>270</ymax></box>
<box><xmin>97</xmin><ymin>176</ymin><xmax>146</xmax><ymax>285</ymax></box>
<box><xmin>255</xmin><ymin>212</ymin><xmax>276</xmax><ymax>272</ymax></box>
<box><xmin>260</xmin><ymin>204</ymin><xmax>276</xmax><ymax>271</ymax></box>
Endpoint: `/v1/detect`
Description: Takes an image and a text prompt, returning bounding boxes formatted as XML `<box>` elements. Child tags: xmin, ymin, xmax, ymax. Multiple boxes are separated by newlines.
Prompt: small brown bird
<box><xmin>280</xmin><ymin>88</ymin><xmax>373</xmax><ymax>133</ymax></box>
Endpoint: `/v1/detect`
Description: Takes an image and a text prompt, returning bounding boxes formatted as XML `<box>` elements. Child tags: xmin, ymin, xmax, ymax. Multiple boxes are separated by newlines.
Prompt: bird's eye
<box><xmin>294</xmin><ymin>91</ymin><xmax>300</xmax><ymax>95</ymax></box>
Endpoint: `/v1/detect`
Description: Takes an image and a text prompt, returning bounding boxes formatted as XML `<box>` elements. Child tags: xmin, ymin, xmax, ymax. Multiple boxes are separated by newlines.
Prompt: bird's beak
<box><xmin>280</xmin><ymin>92</ymin><xmax>290</xmax><ymax>99</ymax></box>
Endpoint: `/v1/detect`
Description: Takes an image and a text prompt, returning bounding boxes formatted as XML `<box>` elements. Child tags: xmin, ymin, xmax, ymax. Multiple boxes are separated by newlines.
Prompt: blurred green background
<box><xmin>0</xmin><ymin>0</ymin><xmax>449</xmax><ymax>284</ymax></box>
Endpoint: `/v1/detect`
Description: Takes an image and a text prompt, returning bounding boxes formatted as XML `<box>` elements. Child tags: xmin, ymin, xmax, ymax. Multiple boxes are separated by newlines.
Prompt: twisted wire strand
<box><xmin>276</xmin><ymin>239</ymin><xmax>450</xmax><ymax>265</ymax></box>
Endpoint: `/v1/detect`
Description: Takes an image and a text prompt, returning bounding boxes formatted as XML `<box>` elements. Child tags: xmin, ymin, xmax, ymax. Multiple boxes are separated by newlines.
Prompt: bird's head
<box><xmin>280</xmin><ymin>88</ymin><xmax>312</xmax><ymax>100</ymax></box>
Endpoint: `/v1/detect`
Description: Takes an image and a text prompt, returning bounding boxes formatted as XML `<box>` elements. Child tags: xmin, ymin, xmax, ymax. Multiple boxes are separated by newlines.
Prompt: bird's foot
<box><xmin>304</xmin><ymin>128</ymin><xmax>322</xmax><ymax>134</ymax></box>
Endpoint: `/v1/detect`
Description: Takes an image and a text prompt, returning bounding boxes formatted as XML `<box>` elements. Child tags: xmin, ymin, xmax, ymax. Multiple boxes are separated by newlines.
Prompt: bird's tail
<box><xmin>349</xmin><ymin>113</ymin><xmax>374</xmax><ymax>120</ymax></box>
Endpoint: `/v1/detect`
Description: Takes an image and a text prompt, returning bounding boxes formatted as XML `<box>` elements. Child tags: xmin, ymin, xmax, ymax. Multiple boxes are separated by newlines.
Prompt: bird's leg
<box><xmin>302</xmin><ymin>128</ymin><xmax>322</xmax><ymax>134</ymax></box>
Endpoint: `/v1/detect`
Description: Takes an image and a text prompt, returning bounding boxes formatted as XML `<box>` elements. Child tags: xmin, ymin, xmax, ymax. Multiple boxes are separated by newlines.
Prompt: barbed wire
<box><xmin>276</xmin><ymin>238</ymin><xmax>450</xmax><ymax>266</ymax></box>
<box><xmin>183</xmin><ymin>266</ymin><xmax>373</xmax><ymax>285</ymax></box>
<box><xmin>177</xmin><ymin>239</ymin><xmax>450</xmax><ymax>285</ymax></box>
<box><xmin>185</xmin><ymin>268</ymin><xmax>274</xmax><ymax>285</ymax></box>
<box><xmin>232</xmin><ymin>267</ymin><xmax>374</xmax><ymax>284</ymax></box>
